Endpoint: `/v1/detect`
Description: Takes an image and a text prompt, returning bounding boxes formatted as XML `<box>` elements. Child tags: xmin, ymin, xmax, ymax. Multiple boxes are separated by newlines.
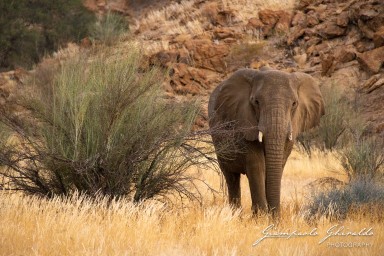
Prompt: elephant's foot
<box><xmin>251</xmin><ymin>204</ymin><xmax>268</xmax><ymax>216</ymax></box>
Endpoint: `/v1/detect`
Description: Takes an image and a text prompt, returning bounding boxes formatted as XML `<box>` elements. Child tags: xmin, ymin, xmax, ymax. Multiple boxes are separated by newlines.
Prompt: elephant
<box><xmin>208</xmin><ymin>67</ymin><xmax>324</xmax><ymax>216</ymax></box>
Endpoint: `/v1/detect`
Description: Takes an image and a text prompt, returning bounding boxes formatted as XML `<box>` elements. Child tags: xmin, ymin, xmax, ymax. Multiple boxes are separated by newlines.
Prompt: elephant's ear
<box><xmin>292</xmin><ymin>72</ymin><xmax>325</xmax><ymax>135</ymax></box>
<box><xmin>213</xmin><ymin>69</ymin><xmax>260</xmax><ymax>141</ymax></box>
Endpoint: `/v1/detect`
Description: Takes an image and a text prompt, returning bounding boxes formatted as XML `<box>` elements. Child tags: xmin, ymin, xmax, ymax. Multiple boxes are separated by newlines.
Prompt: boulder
<box><xmin>184</xmin><ymin>39</ymin><xmax>229</xmax><ymax>73</ymax></box>
<box><xmin>357</xmin><ymin>46</ymin><xmax>384</xmax><ymax>73</ymax></box>
<box><xmin>169</xmin><ymin>63</ymin><xmax>207</xmax><ymax>95</ymax></box>
<box><xmin>246</xmin><ymin>17</ymin><xmax>263</xmax><ymax>30</ymax></box>
<box><xmin>335</xmin><ymin>46</ymin><xmax>356</xmax><ymax>63</ymax></box>
<box><xmin>287</xmin><ymin>26</ymin><xmax>305</xmax><ymax>45</ymax></box>
<box><xmin>359</xmin><ymin>8</ymin><xmax>379</xmax><ymax>21</ymax></box>
<box><xmin>306</xmin><ymin>11</ymin><xmax>319</xmax><ymax>27</ymax></box>
<box><xmin>291</xmin><ymin>11</ymin><xmax>306</xmax><ymax>26</ymax></box>
<box><xmin>359</xmin><ymin>74</ymin><xmax>384</xmax><ymax>94</ymax></box>
<box><xmin>358</xmin><ymin>20</ymin><xmax>374</xmax><ymax>39</ymax></box>
<box><xmin>203</xmin><ymin>2</ymin><xmax>236</xmax><ymax>26</ymax></box>
<box><xmin>213</xmin><ymin>28</ymin><xmax>237</xmax><ymax>40</ymax></box>
<box><xmin>275</xmin><ymin>12</ymin><xmax>292</xmax><ymax>34</ymax></box>
<box><xmin>258</xmin><ymin>9</ymin><xmax>292</xmax><ymax>36</ymax></box>
<box><xmin>336</xmin><ymin>11</ymin><xmax>349</xmax><ymax>27</ymax></box>
<box><xmin>354</xmin><ymin>40</ymin><xmax>375</xmax><ymax>53</ymax></box>
<box><xmin>318</xmin><ymin>21</ymin><xmax>347</xmax><ymax>39</ymax></box>
<box><xmin>320</xmin><ymin>52</ymin><xmax>335</xmax><ymax>76</ymax></box>
<box><xmin>373</xmin><ymin>26</ymin><xmax>384</xmax><ymax>48</ymax></box>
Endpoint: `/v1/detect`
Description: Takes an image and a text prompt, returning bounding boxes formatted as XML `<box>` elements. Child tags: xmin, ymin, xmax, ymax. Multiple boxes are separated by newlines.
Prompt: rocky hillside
<box><xmin>1</xmin><ymin>0</ymin><xmax>383</xmax><ymax>135</ymax></box>
<box><xmin>287</xmin><ymin>0</ymin><xmax>384</xmax><ymax>135</ymax></box>
<box><xmin>135</xmin><ymin>0</ymin><xmax>384</xmax><ymax>134</ymax></box>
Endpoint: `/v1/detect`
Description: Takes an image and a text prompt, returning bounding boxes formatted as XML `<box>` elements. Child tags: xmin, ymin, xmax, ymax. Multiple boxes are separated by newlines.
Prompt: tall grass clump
<box><xmin>317</xmin><ymin>84</ymin><xmax>352</xmax><ymax>150</ymax></box>
<box><xmin>341</xmin><ymin>137</ymin><xmax>384</xmax><ymax>181</ymax></box>
<box><xmin>90</xmin><ymin>12</ymin><xmax>129</xmax><ymax>45</ymax></box>
<box><xmin>0</xmin><ymin>46</ymin><xmax>211</xmax><ymax>202</ymax></box>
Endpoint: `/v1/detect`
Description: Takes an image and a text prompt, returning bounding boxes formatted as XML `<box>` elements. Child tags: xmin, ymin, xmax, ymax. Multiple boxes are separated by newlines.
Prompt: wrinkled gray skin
<box><xmin>208</xmin><ymin>68</ymin><xmax>325</xmax><ymax>216</ymax></box>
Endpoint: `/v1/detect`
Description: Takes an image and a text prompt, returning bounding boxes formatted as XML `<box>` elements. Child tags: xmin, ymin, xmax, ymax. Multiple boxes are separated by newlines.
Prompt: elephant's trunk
<box><xmin>263</xmin><ymin>107</ymin><xmax>287</xmax><ymax>216</ymax></box>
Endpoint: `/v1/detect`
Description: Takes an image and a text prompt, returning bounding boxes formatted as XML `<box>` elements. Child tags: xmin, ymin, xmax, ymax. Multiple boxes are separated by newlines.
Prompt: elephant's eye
<box><xmin>292</xmin><ymin>101</ymin><xmax>298</xmax><ymax>108</ymax></box>
<box><xmin>255</xmin><ymin>100</ymin><xmax>259</xmax><ymax>105</ymax></box>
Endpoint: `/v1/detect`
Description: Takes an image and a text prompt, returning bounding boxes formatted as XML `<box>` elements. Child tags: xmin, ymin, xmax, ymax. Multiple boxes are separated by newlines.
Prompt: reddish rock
<box><xmin>336</xmin><ymin>11</ymin><xmax>349</xmax><ymax>27</ymax></box>
<box><xmin>291</xmin><ymin>11</ymin><xmax>306</xmax><ymax>26</ymax></box>
<box><xmin>201</xmin><ymin>2</ymin><xmax>235</xmax><ymax>26</ymax></box>
<box><xmin>275</xmin><ymin>12</ymin><xmax>292</xmax><ymax>34</ymax></box>
<box><xmin>223</xmin><ymin>38</ymin><xmax>237</xmax><ymax>44</ymax></box>
<box><xmin>246</xmin><ymin>17</ymin><xmax>263</xmax><ymax>30</ymax></box>
<box><xmin>287</xmin><ymin>27</ymin><xmax>305</xmax><ymax>45</ymax></box>
<box><xmin>359</xmin><ymin>74</ymin><xmax>384</xmax><ymax>93</ymax></box>
<box><xmin>306</xmin><ymin>11</ymin><xmax>319</xmax><ymax>27</ymax></box>
<box><xmin>335</xmin><ymin>46</ymin><xmax>356</xmax><ymax>63</ymax></box>
<box><xmin>169</xmin><ymin>63</ymin><xmax>207</xmax><ymax>95</ymax></box>
<box><xmin>357</xmin><ymin>46</ymin><xmax>384</xmax><ymax>73</ymax></box>
<box><xmin>354</xmin><ymin>40</ymin><xmax>375</xmax><ymax>53</ymax></box>
<box><xmin>358</xmin><ymin>20</ymin><xmax>374</xmax><ymax>39</ymax></box>
<box><xmin>318</xmin><ymin>21</ymin><xmax>347</xmax><ymax>39</ymax></box>
<box><xmin>213</xmin><ymin>28</ymin><xmax>236</xmax><ymax>40</ymax></box>
<box><xmin>307</xmin><ymin>42</ymin><xmax>329</xmax><ymax>57</ymax></box>
<box><xmin>259</xmin><ymin>9</ymin><xmax>280</xmax><ymax>25</ymax></box>
<box><xmin>373</xmin><ymin>26</ymin><xmax>384</xmax><ymax>48</ymax></box>
<box><xmin>305</xmin><ymin>37</ymin><xmax>322</xmax><ymax>48</ymax></box>
<box><xmin>259</xmin><ymin>10</ymin><xmax>291</xmax><ymax>36</ymax></box>
<box><xmin>184</xmin><ymin>39</ymin><xmax>229</xmax><ymax>73</ymax></box>
<box><xmin>316</xmin><ymin>5</ymin><xmax>330</xmax><ymax>22</ymax></box>
<box><xmin>320</xmin><ymin>52</ymin><xmax>335</xmax><ymax>76</ymax></box>
<box><xmin>359</xmin><ymin>8</ymin><xmax>379</xmax><ymax>21</ymax></box>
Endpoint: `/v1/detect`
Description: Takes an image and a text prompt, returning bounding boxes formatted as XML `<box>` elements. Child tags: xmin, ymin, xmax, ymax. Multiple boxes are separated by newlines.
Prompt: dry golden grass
<box><xmin>1</xmin><ymin>149</ymin><xmax>383</xmax><ymax>256</ymax></box>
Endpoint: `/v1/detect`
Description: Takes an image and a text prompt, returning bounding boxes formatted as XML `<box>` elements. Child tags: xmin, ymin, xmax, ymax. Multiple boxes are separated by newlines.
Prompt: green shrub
<box><xmin>0</xmin><ymin>0</ymin><xmax>95</xmax><ymax>70</ymax></box>
<box><xmin>0</xmin><ymin>46</ymin><xmax>210</xmax><ymax>202</ymax></box>
<box><xmin>90</xmin><ymin>12</ymin><xmax>129</xmax><ymax>46</ymax></box>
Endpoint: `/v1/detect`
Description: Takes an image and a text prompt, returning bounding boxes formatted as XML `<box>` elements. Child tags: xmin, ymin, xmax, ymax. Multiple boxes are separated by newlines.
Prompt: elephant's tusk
<box><xmin>288</xmin><ymin>132</ymin><xmax>293</xmax><ymax>141</ymax></box>
<box><xmin>258</xmin><ymin>131</ymin><xmax>263</xmax><ymax>143</ymax></box>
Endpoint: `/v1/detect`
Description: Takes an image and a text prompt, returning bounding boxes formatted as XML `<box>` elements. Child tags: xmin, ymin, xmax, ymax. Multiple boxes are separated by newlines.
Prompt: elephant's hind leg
<box><xmin>223</xmin><ymin>171</ymin><xmax>241</xmax><ymax>208</ymax></box>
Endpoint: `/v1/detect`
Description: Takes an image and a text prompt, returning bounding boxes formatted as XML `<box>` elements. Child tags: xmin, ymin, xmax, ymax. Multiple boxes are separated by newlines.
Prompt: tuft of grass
<box><xmin>317</xmin><ymin>84</ymin><xmax>352</xmax><ymax>150</ymax></box>
<box><xmin>305</xmin><ymin>178</ymin><xmax>384</xmax><ymax>222</ymax></box>
<box><xmin>0</xmin><ymin>45</ymin><xmax>213</xmax><ymax>202</ymax></box>
<box><xmin>90</xmin><ymin>12</ymin><xmax>129</xmax><ymax>45</ymax></box>
<box><xmin>340</xmin><ymin>137</ymin><xmax>384</xmax><ymax>181</ymax></box>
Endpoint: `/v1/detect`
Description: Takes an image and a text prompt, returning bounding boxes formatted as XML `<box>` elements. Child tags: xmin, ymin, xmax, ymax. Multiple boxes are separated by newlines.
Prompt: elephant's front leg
<box><xmin>246</xmin><ymin>145</ymin><xmax>267</xmax><ymax>213</ymax></box>
<box><xmin>222</xmin><ymin>171</ymin><xmax>241</xmax><ymax>208</ymax></box>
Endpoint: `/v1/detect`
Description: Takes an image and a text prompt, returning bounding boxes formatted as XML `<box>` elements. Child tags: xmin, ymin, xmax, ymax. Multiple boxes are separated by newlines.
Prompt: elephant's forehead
<box><xmin>262</xmin><ymin>71</ymin><xmax>291</xmax><ymax>84</ymax></box>
<box><xmin>256</xmin><ymin>72</ymin><xmax>292</xmax><ymax>92</ymax></box>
